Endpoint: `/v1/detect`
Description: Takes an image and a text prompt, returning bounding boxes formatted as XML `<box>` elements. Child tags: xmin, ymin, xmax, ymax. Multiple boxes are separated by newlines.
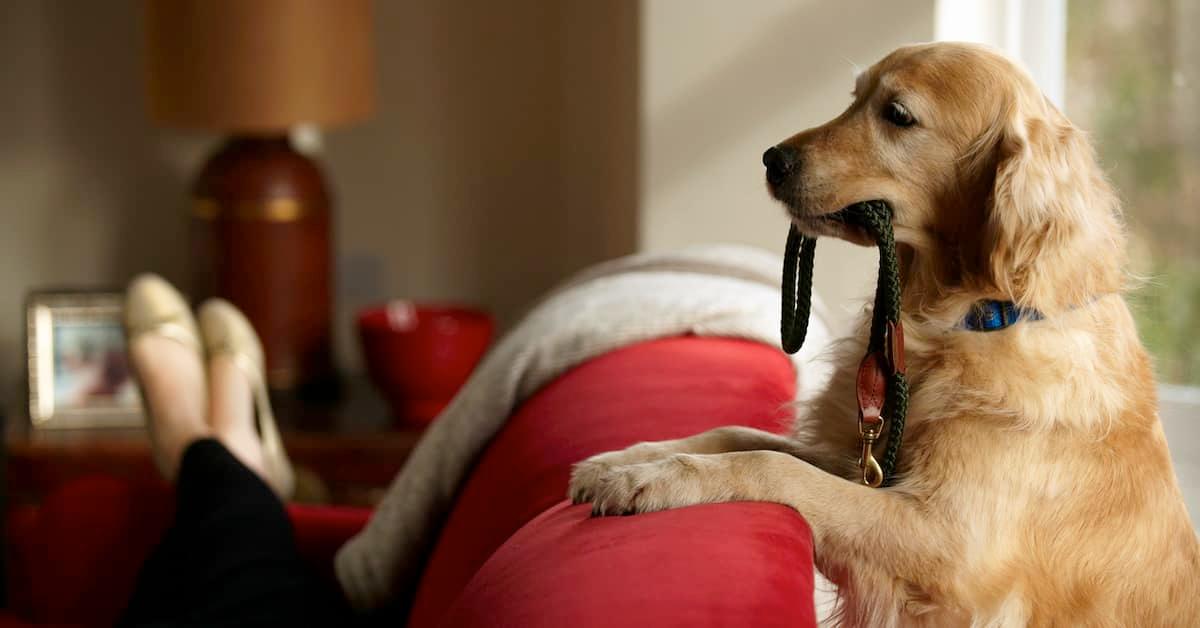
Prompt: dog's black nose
<box><xmin>762</xmin><ymin>145</ymin><xmax>798</xmax><ymax>186</ymax></box>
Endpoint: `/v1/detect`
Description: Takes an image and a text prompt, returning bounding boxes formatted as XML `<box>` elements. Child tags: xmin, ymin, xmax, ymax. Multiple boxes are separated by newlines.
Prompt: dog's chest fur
<box><xmin>799</xmin><ymin>304</ymin><xmax>1200</xmax><ymax>625</ymax></box>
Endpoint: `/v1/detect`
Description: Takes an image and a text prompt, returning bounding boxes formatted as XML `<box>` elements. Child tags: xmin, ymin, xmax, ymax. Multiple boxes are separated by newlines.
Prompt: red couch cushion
<box><xmin>410</xmin><ymin>336</ymin><xmax>813</xmax><ymax>627</ymax></box>
<box><xmin>4</xmin><ymin>476</ymin><xmax>173</xmax><ymax>627</ymax></box>
<box><xmin>3</xmin><ymin>479</ymin><xmax>369</xmax><ymax>627</ymax></box>
<box><xmin>445</xmin><ymin>501</ymin><xmax>815</xmax><ymax>628</ymax></box>
<box><xmin>289</xmin><ymin>503</ymin><xmax>371</xmax><ymax>589</ymax></box>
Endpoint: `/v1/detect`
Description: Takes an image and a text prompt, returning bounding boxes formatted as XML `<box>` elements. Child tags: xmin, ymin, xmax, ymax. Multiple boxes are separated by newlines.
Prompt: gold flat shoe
<box><xmin>198</xmin><ymin>299</ymin><xmax>295</xmax><ymax>499</ymax></box>
<box><xmin>123</xmin><ymin>273</ymin><xmax>204</xmax><ymax>477</ymax></box>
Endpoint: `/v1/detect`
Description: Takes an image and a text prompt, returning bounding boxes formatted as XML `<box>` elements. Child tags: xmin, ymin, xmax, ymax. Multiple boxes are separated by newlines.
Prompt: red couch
<box><xmin>4</xmin><ymin>337</ymin><xmax>816</xmax><ymax>627</ymax></box>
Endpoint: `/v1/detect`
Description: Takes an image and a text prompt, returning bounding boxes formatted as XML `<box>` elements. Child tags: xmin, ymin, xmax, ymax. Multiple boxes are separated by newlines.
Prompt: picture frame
<box><xmin>26</xmin><ymin>291</ymin><xmax>143</xmax><ymax>429</ymax></box>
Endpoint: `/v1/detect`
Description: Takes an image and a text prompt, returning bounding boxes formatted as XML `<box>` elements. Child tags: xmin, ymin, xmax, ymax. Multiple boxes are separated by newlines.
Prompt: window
<box><xmin>1066</xmin><ymin>0</ymin><xmax>1200</xmax><ymax>387</ymax></box>
<box><xmin>939</xmin><ymin>0</ymin><xmax>1199</xmax><ymax>387</ymax></box>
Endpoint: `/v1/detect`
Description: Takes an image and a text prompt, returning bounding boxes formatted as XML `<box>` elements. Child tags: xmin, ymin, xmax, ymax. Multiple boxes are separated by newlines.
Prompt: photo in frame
<box><xmin>26</xmin><ymin>291</ymin><xmax>143</xmax><ymax>429</ymax></box>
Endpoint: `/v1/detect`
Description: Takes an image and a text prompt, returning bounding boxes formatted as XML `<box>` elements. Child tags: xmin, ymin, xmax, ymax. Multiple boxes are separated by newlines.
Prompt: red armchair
<box><xmin>4</xmin><ymin>337</ymin><xmax>817</xmax><ymax>627</ymax></box>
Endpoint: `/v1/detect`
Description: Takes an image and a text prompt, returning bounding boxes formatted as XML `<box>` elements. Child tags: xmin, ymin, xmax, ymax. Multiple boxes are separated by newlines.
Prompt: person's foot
<box><xmin>207</xmin><ymin>353</ymin><xmax>269</xmax><ymax>482</ymax></box>
<box><xmin>199</xmin><ymin>299</ymin><xmax>295</xmax><ymax>498</ymax></box>
<box><xmin>125</xmin><ymin>275</ymin><xmax>211</xmax><ymax>479</ymax></box>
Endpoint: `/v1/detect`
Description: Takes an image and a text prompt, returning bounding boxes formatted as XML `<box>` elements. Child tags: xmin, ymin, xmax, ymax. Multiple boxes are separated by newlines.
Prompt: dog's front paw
<box><xmin>568</xmin><ymin>443</ymin><xmax>669</xmax><ymax>504</ymax></box>
<box><xmin>588</xmin><ymin>454</ymin><xmax>721</xmax><ymax>517</ymax></box>
<box><xmin>569</xmin><ymin>453</ymin><xmax>620</xmax><ymax>505</ymax></box>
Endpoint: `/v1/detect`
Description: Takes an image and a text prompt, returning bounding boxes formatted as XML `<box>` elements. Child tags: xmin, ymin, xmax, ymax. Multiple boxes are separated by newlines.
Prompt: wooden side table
<box><xmin>4</xmin><ymin>377</ymin><xmax>424</xmax><ymax>508</ymax></box>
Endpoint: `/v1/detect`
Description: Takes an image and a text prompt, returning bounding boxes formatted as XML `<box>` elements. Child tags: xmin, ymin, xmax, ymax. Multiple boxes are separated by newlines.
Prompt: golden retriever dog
<box><xmin>568</xmin><ymin>42</ymin><xmax>1199</xmax><ymax>626</ymax></box>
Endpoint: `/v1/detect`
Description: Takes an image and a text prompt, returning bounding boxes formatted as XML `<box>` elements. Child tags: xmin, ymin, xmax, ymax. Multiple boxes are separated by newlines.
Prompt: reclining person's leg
<box><xmin>117</xmin><ymin>276</ymin><xmax>347</xmax><ymax>627</ymax></box>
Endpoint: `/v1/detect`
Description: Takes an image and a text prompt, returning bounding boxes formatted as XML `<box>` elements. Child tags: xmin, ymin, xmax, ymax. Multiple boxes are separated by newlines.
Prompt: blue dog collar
<box><xmin>961</xmin><ymin>300</ymin><xmax>1043</xmax><ymax>332</ymax></box>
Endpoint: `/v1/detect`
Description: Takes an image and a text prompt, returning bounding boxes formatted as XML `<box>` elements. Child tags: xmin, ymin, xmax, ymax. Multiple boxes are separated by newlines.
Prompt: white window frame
<box><xmin>935</xmin><ymin>0</ymin><xmax>1066</xmax><ymax>108</ymax></box>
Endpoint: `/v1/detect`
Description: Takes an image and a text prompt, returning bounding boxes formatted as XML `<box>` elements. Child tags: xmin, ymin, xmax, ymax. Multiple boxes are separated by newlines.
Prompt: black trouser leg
<box><xmin>119</xmin><ymin>439</ymin><xmax>347</xmax><ymax>627</ymax></box>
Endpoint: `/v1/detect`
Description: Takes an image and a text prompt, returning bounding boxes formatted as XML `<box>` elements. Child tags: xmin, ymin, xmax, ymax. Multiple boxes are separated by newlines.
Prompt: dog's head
<box><xmin>765</xmin><ymin>42</ymin><xmax>1124</xmax><ymax>313</ymax></box>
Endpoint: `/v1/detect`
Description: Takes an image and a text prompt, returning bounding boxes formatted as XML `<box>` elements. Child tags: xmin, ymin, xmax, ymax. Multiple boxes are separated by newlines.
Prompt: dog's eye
<box><xmin>883</xmin><ymin>101</ymin><xmax>916</xmax><ymax>127</ymax></box>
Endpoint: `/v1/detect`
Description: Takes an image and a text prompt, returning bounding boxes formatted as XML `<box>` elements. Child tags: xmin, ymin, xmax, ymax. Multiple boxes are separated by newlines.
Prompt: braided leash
<box><xmin>781</xmin><ymin>200</ymin><xmax>909</xmax><ymax>487</ymax></box>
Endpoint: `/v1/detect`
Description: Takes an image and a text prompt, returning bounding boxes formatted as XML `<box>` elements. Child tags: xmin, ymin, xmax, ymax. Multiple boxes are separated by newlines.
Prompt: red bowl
<box><xmin>357</xmin><ymin>302</ymin><xmax>494</xmax><ymax>426</ymax></box>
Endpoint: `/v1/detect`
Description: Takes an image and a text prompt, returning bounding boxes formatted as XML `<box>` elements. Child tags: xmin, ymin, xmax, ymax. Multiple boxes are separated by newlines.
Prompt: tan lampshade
<box><xmin>144</xmin><ymin>0</ymin><xmax>376</xmax><ymax>132</ymax></box>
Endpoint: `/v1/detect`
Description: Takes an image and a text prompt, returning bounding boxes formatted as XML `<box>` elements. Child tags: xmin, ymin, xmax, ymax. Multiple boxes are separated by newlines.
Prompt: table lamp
<box><xmin>143</xmin><ymin>0</ymin><xmax>376</xmax><ymax>396</ymax></box>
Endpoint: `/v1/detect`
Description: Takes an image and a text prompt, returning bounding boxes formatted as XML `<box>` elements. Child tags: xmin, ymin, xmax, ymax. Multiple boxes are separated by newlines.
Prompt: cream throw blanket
<box><xmin>334</xmin><ymin>244</ymin><xmax>836</xmax><ymax>610</ymax></box>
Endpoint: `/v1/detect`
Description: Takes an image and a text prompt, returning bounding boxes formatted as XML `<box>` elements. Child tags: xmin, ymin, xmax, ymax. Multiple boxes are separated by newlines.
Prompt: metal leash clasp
<box><xmin>859</xmin><ymin>420</ymin><xmax>884</xmax><ymax>487</ymax></box>
<box><xmin>856</xmin><ymin>351</ymin><xmax>888</xmax><ymax>488</ymax></box>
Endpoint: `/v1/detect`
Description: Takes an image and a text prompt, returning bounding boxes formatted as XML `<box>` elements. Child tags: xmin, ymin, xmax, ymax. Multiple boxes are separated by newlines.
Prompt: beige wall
<box><xmin>0</xmin><ymin>2</ymin><xmax>207</xmax><ymax>414</ymax></box>
<box><xmin>324</xmin><ymin>0</ymin><xmax>638</xmax><ymax>367</ymax></box>
<box><xmin>0</xmin><ymin>0</ymin><xmax>932</xmax><ymax>418</ymax></box>
<box><xmin>640</xmin><ymin>0</ymin><xmax>935</xmax><ymax>330</ymax></box>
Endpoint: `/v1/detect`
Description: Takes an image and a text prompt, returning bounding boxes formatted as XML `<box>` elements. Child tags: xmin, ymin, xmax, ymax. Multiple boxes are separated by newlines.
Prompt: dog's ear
<box><xmin>981</xmin><ymin>96</ymin><xmax>1124</xmax><ymax>314</ymax></box>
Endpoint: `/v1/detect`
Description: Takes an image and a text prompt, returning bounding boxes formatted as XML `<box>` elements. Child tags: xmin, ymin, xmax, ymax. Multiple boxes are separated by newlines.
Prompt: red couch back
<box><xmin>410</xmin><ymin>337</ymin><xmax>816</xmax><ymax>628</ymax></box>
<box><xmin>4</xmin><ymin>337</ymin><xmax>816</xmax><ymax>628</ymax></box>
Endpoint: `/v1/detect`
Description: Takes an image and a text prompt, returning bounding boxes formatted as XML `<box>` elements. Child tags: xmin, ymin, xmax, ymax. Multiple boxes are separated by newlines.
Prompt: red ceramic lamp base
<box><xmin>191</xmin><ymin>135</ymin><xmax>338</xmax><ymax>398</ymax></box>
